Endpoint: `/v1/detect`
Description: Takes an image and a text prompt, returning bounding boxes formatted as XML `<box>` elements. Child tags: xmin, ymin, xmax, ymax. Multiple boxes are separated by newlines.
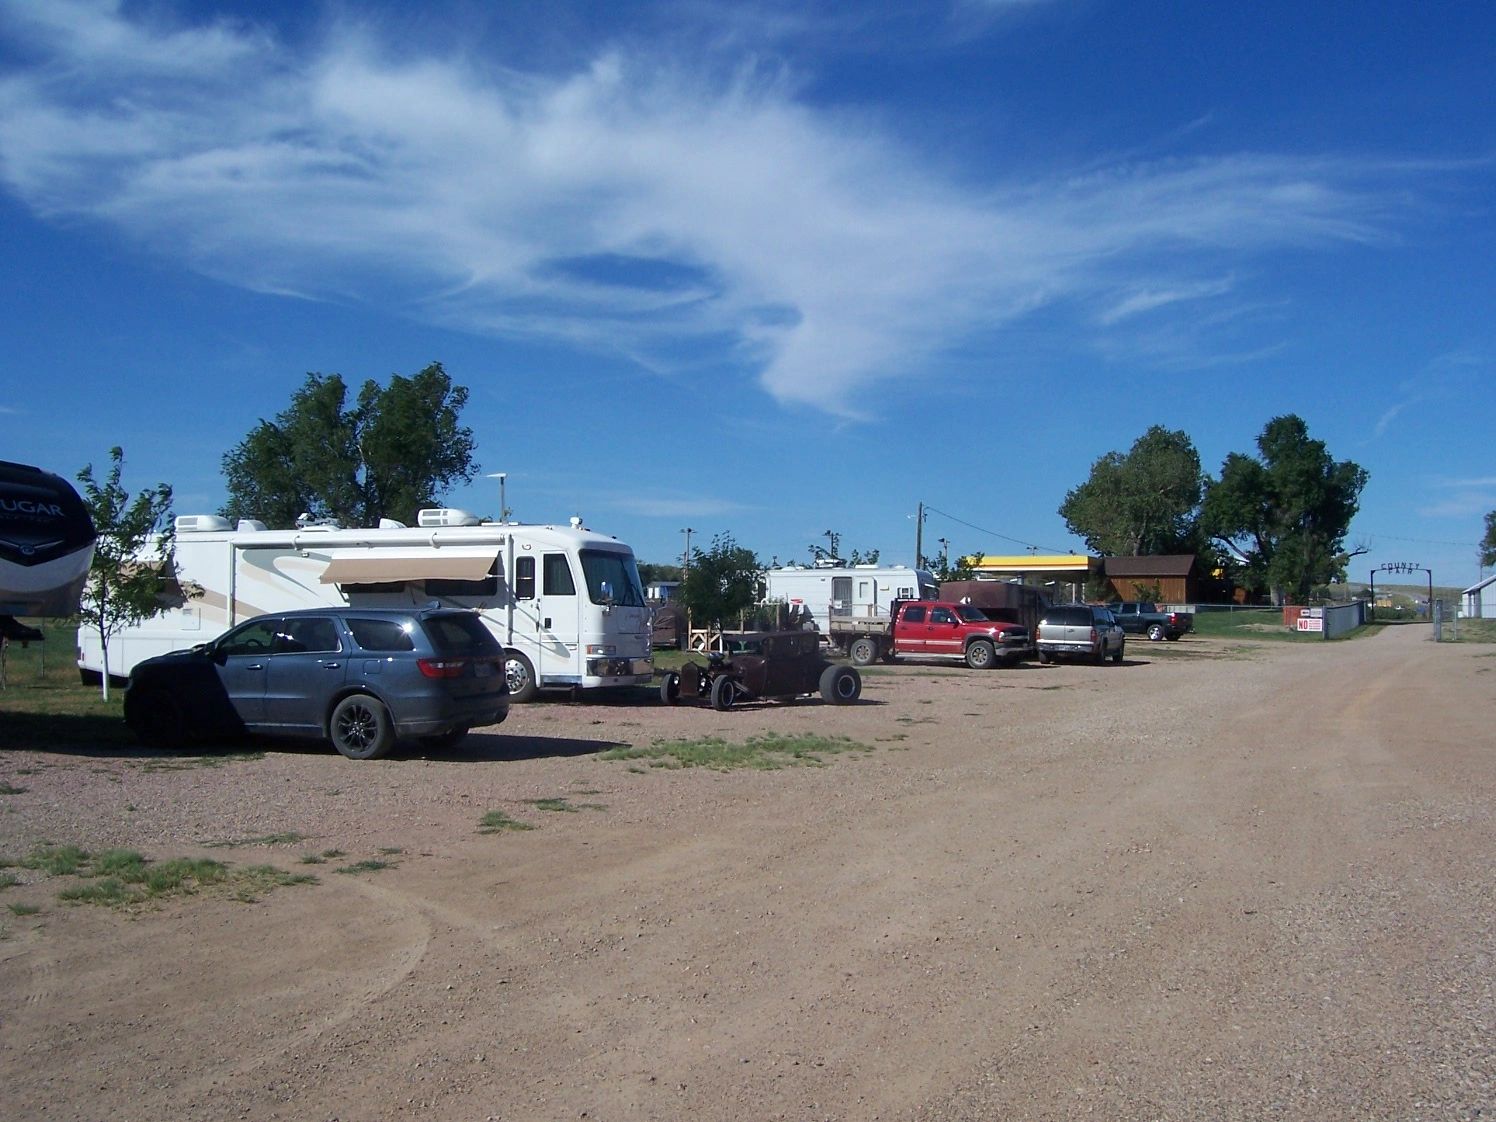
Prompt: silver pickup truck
<box><xmin>1035</xmin><ymin>604</ymin><xmax>1125</xmax><ymax>665</ymax></box>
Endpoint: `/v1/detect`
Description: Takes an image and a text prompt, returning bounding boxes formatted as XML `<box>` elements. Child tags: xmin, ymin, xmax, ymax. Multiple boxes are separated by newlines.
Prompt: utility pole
<box><xmin>914</xmin><ymin>501</ymin><xmax>924</xmax><ymax>569</ymax></box>
<box><xmin>681</xmin><ymin>527</ymin><xmax>693</xmax><ymax>574</ymax></box>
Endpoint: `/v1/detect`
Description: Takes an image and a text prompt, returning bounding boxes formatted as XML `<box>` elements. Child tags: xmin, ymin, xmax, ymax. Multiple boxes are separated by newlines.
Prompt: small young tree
<box><xmin>680</xmin><ymin>534</ymin><xmax>761</xmax><ymax>628</ymax></box>
<box><xmin>76</xmin><ymin>448</ymin><xmax>175</xmax><ymax>700</ymax></box>
<box><xmin>1481</xmin><ymin>510</ymin><xmax>1496</xmax><ymax>569</ymax></box>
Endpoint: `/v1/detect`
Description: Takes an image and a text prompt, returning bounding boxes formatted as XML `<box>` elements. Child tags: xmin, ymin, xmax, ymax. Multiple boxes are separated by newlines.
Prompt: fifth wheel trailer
<box><xmin>76</xmin><ymin>508</ymin><xmax>653</xmax><ymax>702</ymax></box>
<box><xmin>1</xmin><ymin>459</ymin><xmax>96</xmax><ymax>629</ymax></box>
<box><xmin>764</xmin><ymin>563</ymin><xmax>938</xmax><ymax>635</ymax></box>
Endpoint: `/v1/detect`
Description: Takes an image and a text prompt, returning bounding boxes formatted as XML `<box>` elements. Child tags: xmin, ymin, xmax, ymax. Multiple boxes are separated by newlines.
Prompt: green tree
<box><xmin>680</xmin><ymin>534</ymin><xmax>761</xmax><ymax>627</ymax></box>
<box><xmin>75</xmin><ymin>448</ymin><xmax>176</xmax><ymax>700</ymax></box>
<box><xmin>1059</xmin><ymin>426</ymin><xmax>1205</xmax><ymax>556</ymax></box>
<box><xmin>808</xmin><ymin>531</ymin><xmax>879</xmax><ymax>566</ymax></box>
<box><xmin>221</xmin><ymin>362</ymin><xmax>478</xmax><ymax>528</ymax></box>
<box><xmin>1481</xmin><ymin>510</ymin><xmax>1496</xmax><ymax>569</ymax></box>
<box><xmin>1201</xmin><ymin>415</ymin><xmax>1369</xmax><ymax>604</ymax></box>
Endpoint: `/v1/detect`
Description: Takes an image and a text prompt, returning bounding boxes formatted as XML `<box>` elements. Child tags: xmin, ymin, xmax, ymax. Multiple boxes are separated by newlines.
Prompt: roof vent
<box><xmin>378</xmin><ymin>518</ymin><xmax>407</xmax><ymax>530</ymax></box>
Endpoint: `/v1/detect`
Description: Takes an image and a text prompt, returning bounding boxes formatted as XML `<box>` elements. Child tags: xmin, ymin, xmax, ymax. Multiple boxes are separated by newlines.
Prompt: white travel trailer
<box><xmin>76</xmin><ymin>508</ymin><xmax>653</xmax><ymax>702</ymax></box>
<box><xmin>764</xmin><ymin>562</ymin><xmax>938</xmax><ymax>635</ymax></box>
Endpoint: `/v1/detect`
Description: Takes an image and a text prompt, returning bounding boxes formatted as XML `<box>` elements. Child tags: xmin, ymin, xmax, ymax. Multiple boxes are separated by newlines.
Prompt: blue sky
<box><xmin>2</xmin><ymin>0</ymin><xmax>1493</xmax><ymax>588</ymax></box>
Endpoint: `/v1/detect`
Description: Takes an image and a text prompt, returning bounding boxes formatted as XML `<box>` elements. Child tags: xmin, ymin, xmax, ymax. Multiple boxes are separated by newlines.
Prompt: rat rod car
<box><xmin>659</xmin><ymin>630</ymin><xmax>862</xmax><ymax>710</ymax></box>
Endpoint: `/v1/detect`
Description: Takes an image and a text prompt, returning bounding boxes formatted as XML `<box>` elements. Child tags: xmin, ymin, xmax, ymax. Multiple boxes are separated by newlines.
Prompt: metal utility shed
<box><xmin>1462</xmin><ymin>572</ymin><xmax>1496</xmax><ymax>619</ymax></box>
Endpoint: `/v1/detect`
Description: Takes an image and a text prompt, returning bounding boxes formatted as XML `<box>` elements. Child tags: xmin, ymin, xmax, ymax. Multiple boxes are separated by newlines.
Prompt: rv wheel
<box><xmin>505</xmin><ymin>652</ymin><xmax>538</xmax><ymax>703</ymax></box>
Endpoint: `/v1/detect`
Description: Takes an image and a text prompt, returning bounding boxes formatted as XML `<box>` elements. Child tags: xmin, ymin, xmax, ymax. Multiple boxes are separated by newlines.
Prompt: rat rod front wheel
<box><xmin>710</xmin><ymin>675</ymin><xmax>740</xmax><ymax>711</ymax></box>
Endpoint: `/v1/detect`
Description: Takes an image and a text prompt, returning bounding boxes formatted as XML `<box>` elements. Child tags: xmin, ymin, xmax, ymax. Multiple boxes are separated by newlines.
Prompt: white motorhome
<box><xmin>764</xmin><ymin>562</ymin><xmax>938</xmax><ymax>635</ymax></box>
<box><xmin>77</xmin><ymin>508</ymin><xmax>653</xmax><ymax>702</ymax></box>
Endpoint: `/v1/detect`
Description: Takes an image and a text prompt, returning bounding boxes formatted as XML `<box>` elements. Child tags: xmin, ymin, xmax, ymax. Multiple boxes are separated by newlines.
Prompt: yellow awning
<box><xmin>319</xmin><ymin>553</ymin><xmax>497</xmax><ymax>585</ymax></box>
<box><xmin>971</xmin><ymin>555</ymin><xmax>1092</xmax><ymax>572</ymax></box>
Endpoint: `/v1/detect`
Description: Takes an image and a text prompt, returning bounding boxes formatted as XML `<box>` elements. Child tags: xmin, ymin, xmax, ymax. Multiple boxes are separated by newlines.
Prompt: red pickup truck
<box><xmin>828</xmin><ymin>600</ymin><xmax>1030</xmax><ymax>669</ymax></box>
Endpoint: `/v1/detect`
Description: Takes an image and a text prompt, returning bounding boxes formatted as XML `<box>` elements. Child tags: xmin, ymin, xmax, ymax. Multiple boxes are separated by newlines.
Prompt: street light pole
<box><xmin>681</xmin><ymin>527</ymin><xmax>693</xmax><ymax>573</ymax></box>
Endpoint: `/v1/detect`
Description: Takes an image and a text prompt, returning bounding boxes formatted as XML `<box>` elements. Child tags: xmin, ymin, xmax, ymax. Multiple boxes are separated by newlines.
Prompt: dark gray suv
<box><xmin>124</xmin><ymin>608</ymin><xmax>509</xmax><ymax>759</ymax></box>
<box><xmin>1035</xmin><ymin>604</ymin><xmax>1125</xmax><ymax>665</ymax></box>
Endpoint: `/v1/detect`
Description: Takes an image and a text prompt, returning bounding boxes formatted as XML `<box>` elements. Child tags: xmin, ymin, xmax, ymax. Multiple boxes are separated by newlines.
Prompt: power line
<box><xmin>1361</xmin><ymin>532</ymin><xmax>1477</xmax><ymax>548</ymax></box>
<box><xmin>923</xmin><ymin>505</ymin><xmax>1071</xmax><ymax>555</ymax></box>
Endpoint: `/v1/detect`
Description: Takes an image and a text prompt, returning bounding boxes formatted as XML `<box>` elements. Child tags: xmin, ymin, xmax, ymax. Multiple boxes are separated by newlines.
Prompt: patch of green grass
<box><xmin>526</xmin><ymin>797</ymin><xmax>579</xmax><ymax>812</ymax></box>
<box><xmin>1444</xmin><ymin>618</ymin><xmax>1496</xmax><ymax>644</ymax></box>
<box><xmin>8</xmin><ymin>902</ymin><xmax>41</xmax><ymax>917</ymax></box>
<box><xmin>478</xmin><ymin>810</ymin><xmax>535</xmax><ymax>834</ymax></box>
<box><xmin>0</xmin><ymin>783</ymin><xmax>28</xmax><ymax>796</ymax></box>
<box><xmin>334</xmin><ymin>858</ymin><xmax>394</xmax><ymax>875</ymax></box>
<box><xmin>23</xmin><ymin>845</ymin><xmax>89</xmax><ymax>876</ymax></box>
<box><xmin>600</xmin><ymin>733</ymin><xmax>870</xmax><ymax>771</ymax></box>
<box><xmin>139</xmin><ymin>752</ymin><xmax>264</xmax><ymax>773</ymax></box>
<box><xmin>59</xmin><ymin>878</ymin><xmax>133</xmax><ymax>906</ymax></box>
<box><xmin>376</xmin><ymin>846</ymin><xmax>404</xmax><ymax>856</ymax></box>
<box><xmin>203</xmin><ymin>832</ymin><xmax>307</xmax><ymax>849</ymax></box>
<box><xmin>10</xmin><ymin>842</ymin><xmax>315</xmax><ymax>909</ymax></box>
<box><xmin>0</xmin><ymin>872</ymin><xmax>18</xmax><ymax>890</ymax></box>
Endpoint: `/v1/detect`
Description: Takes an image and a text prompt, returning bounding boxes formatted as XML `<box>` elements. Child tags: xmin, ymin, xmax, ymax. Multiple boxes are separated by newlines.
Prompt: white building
<box><xmin>1461</xmin><ymin>572</ymin><xmax>1496</xmax><ymax>618</ymax></box>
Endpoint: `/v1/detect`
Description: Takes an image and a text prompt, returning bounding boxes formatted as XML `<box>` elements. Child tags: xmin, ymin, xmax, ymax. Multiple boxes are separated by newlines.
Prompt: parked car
<box><xmin>659</xmin><ymin>629</ymin><xmax>861</xmax><ymax>710</ymax></box>
<box><xmin>1108</xmin><ymin>601</ymin><xmax>1193</xmax><ymax>641</ymax></box>
<box><xmin>123</xmin><ymin>608</ymin><xmax>509</xmax><ymax>758</ymax></box>
<box><xmin>830</xmin><ymin>599</ymin><xmax>1030</xmax><ymax>668</ymax></box>
<box><xmin>1035</xmin><ymin>604</ymin><xmax>1125</xmax><ymax>665</ymax></box>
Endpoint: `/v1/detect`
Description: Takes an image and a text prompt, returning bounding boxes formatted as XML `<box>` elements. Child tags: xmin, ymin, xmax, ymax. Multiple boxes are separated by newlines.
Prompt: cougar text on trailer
<box><xmin>1</xmin><ymin>460</ymin><xmax>96</xmax><ymax>629</ymax></box>
<box><xmin>76</xmin><ymin>508</ymin><xmax>653</xmax><ymax>702</ymax></box>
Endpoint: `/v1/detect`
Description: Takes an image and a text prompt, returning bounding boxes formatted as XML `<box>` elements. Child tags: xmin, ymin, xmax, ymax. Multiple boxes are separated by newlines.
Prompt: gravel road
<box><xmin>1</xmin><ymin>624</ymin><xmax>1491</xmax><ymax>1121</ymax></box>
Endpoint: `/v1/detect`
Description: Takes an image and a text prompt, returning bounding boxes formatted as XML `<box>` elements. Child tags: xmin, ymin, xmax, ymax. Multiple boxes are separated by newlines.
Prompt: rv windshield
<box><xmin>580</xmin><ymin>549</ymin><xmax>646</xmax><ymax>607</ymax></box>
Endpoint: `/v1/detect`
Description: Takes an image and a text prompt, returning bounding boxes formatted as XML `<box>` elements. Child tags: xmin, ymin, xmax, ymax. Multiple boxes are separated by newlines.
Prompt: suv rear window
<box><xmin>1042</xmin><ymin>606</ymin><xmax>1090</xmax><ymax>626</ymax></box>
<box><xmin>422</xmin><ymin>613</ymin><xmax>501</xmax><ymax>656</ymax></box>
<box><xmin>345</xmin><ymin>617</ymin><xmax>417</xmax><ymax>652</ymax></box>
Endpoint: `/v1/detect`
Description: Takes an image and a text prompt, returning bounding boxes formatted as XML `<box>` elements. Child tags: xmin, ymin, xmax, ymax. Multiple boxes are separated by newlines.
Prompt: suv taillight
<box><xmin>1089</xmin><ymin>627</ymin><xmax>1099</xmax><ymax>643</ymax></box>
<box><xmin>417</xmin><ymin>657</ymin><xmax>467</xmax><ymax>679</ymax></box>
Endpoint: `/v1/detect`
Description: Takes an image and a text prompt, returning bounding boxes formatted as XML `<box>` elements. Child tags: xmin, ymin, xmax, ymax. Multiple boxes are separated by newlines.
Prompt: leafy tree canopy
<box><xmin>680</xmin><ymin>534</ymin><xmax>761</xmax><ymax>627</ymax></box>
<box><xmin>1059</xmin><ymin>426</ymin><xmax>1205</xmax><ymax>556</ymax></box>
<box><xmin>1482</xmin><ymin>510</ymin><xmax>1496</xmax><ymax>569</ymax></box>
<box><xmin>808</xmin><ymin>531</ymin><xmax>879</xmax><ymax>566</ymax></box>
<box><xmin>221</xmin><ymin>362</ymin><xmax>478</xmax><ymax>528</ymax></box>
<box><xmin>76</xmin><ymin>447</ymin><xmax>176</xmax><ymax>699</ymax></box>
<box><xmin>1201</xmin><ymin>414</ymin><xmax>1368</xmax><ymax>604</ymax></box>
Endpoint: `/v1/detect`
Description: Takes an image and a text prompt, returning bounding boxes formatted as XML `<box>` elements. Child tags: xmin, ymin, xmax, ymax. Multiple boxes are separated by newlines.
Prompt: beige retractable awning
<box><xmin>319</xmin><ymin>553</ymin><xmax>497</xmax><ymax>585</ymax></box>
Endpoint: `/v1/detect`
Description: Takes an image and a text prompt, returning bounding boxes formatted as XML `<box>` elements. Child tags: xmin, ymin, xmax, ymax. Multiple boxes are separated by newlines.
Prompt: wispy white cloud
<box><xmin>1098</xmin><ymin>276</ymin><xmax>1236</xmax><ymax>325</ymax></box>
<box><xmin>610</xmin><ymin>493</ymin><xmax>755</xmax><ymax>520</ymax></box>
<box><xmin>0</xmin><ymin>1</ymin><xmax>1437</xmax><ymax>417</ymax></box>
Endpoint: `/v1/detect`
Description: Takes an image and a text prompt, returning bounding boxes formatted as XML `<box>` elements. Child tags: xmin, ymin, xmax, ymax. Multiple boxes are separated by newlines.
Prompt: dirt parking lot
<box><xmin>2</xmin><ymin>625</ymin><xmax>1493</xmax><ymax>1122</ymax></box>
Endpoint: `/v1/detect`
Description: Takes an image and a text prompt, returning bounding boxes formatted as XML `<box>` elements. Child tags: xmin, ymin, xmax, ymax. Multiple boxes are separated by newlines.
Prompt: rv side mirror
<box><xmin>600</xmin><ymin>580</ymin><xmax>614</xmax><ymax>605</ymax></box>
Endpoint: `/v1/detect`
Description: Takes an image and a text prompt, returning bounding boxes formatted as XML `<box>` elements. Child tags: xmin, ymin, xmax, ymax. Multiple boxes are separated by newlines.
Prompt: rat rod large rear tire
<box><xmin>819</xmin><ymin>664</ymin><xmax>861</xmax><ymax>704</ymax></box>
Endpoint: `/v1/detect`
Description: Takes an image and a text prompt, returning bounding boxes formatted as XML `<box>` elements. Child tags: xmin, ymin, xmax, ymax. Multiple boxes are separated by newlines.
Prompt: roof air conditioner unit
<box><xmin>417</xmin><ymin>508</ymin><xmax>480</xmax><ymax>528</ymax></box>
